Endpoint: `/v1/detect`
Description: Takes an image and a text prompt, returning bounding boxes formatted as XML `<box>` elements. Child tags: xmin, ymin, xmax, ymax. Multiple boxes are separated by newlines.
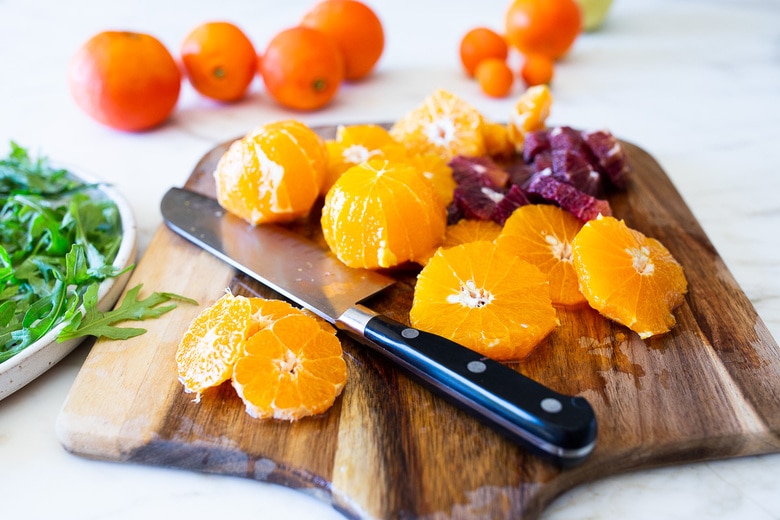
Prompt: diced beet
<box><xmin>522</xmin><ymin>129</ymin><xmax>550</xmax><ymax>163</ymax></box>
<box><xmin>549</xmin><ymin>126</ymin><xmax>585</xmax><ymax>152</ymax></box>
<box><xmin>492</xmin><ymin>184</ymin><xmax>530</xmax><ymax>225</ymax></box>
<box><xmin>449</xmin><ymin>155</ymin><xmax>509</xmax><ymax>189</ymax></box>
<box><xmin>582</xmin><ymin>129</ymin><xmax>631</xmax><ymax>189</ymax></box>
<box><xmin>504</xmin><ymin>160</ymin><xmax>535</xmax><ymax>188</ymax></box>
<box><xmin>551</xmin><ymin>149</ymin><xmax>603</xmax><ymax>196</ymax></box>
<box><xmin>532</xmin><ymin>151</ymin><xmax>553</xmax><ymax>173</ymax></box>
<box><xmin>526</xmin><ymin>174</ymin><xmax>612</xmax><ymax>222</ymax></box>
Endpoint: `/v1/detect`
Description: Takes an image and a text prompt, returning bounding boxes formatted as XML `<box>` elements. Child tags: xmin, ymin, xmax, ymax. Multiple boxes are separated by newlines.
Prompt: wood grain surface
<box><xmin>56</xmin><ymin>126</ymin><xmax>780</xmax><ymax>520</ymax></box>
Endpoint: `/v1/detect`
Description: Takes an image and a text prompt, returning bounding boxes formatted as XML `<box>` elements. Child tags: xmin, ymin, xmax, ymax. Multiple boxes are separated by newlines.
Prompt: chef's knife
<box><xmin>161</xmin><ymin>187</ymin><xmax>597</xmax><ymax>467</ymax></box>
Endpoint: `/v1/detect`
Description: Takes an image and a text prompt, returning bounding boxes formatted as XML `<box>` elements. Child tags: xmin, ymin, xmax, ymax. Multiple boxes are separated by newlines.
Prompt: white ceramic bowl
<box><xmin>0</xmin><ymin>166</ymin><xmax>137</xmax><ymax>401</ymax></box>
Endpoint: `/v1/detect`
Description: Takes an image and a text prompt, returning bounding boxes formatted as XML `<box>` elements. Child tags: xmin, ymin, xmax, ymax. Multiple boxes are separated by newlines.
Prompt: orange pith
<box><xmin>213</xmin><ymin>120</ymin><xmax>327</xmax><ymax>225</ymax></box>
<box><xmin>410</xmin><ymin>240</ymin><xmax>558</xmax><ymax>361</ymax></box>
<box><xmin>324</xmin><ymin>124</ymin><xmax>408</xmax><ymax>194</ymax></box>
<box><xmin>571</xmin><ymin>215</ymin><xmax>688</xmax><ymax>338</ymax></box>
<box><xmin>496</xmin><ymin>204</ymin><xmax>586</xmax><ymax>307</ymax></box>
<box><xmin>176</xmin><ymin>292</ymin><xmax>253</xmax><ymax>398</ymax></box>
<box><xmin>321</xmin><ymin>158</ymin><xmax>447</xmax><ymax>269</ymax></box>
<box><xmin>508</xmin><ymin>84</ymin><xmax>552</xmax><ymax>151</ymax></box>
<box><xmin>389</xmin><ymin>89</ymin><xmax>486</xmax><ymax>161</ymax></box>
<box><xmin>232</xmin><ymin>313</ymin><xmax>347</xmax><ymax>420</ymax></box>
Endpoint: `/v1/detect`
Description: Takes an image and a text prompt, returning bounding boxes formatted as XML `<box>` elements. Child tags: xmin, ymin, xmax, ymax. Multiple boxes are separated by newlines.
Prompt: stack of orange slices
<box><xmin>176</xmin><ymin>292</ymin><xmax>347</xmax><ymax>421</ymax></box>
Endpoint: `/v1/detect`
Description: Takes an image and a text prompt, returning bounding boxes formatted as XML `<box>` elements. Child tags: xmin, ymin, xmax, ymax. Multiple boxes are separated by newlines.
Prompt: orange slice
<box><xmin>442</xmin><ymin>218</ymin><xmax>502</xmax><ymax>248</ymax></box>
<box><xmin>508</xmin><ymin>85</ymin><xmax>552</xmax><ymax>151</ymax></box>
<box><xmin>571</xmin><ymin>215</ymin><xmax>688</xmax><ymax>338</ymax></box>
<box><xmin>232</xmin><ymin>313</ymin><xmax>347</xmax><ymax>420</ymax></box>
<box><xmin>496</xmin><ymin>204</ymin><xmax>586</xmax><ymax>307</ymax></box>
<box><xmin>214</xmin><ymin>119</ymin><xmax>327</xmax><ymax>224</ymax></box>
<box><xmin>176</xmin><ymin>292</ymin><xmax>253</xmax><ymax>398</ymax></box>
<box><xmin>389</xmin><ymin>89</ymin><xmax>486</xmax><ymax>161</ymax></box>
<box><xmin>404</xmin><ymin>152</ymin><xmax>457</xmax><ymax>206</ymax></box>
<box><xmin>321</xmin><ymin>158</ymin><xmax>447</xmax><ymax>269</ymax></box>
<box><xmin>248</xmin><ymin>297</ymin><xmax>336</xmax><ymax>335</ymax></box>
<box><xmin>323</xmin><ymin>123</ymin><xmax>408</xmax><ymax>194</ymax></box>
<box><xmin>410</xmin><ymin>240</ymin><xmax>558</xmax><ymax>361</ymax></box>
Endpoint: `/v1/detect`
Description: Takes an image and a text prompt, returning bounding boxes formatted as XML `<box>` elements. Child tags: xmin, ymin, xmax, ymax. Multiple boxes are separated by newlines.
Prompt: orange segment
<box><xmin>389</xmin><ymin>89</ymin><xmax>486</xmax><ymax>161</ymax></box>
<box><xmin>508</xmin><ymin>85</ymin><xmax>553</xmax><ymax>151</ymax></box>
<box><xmin>321</xmin><ymin>158</ymin><xmax>447</xmax><ymax>269</ymax></box>
<box><xmin>482</xmin><ymin>119</ymin><xmax>515</xmax><ymax>158</ymax></box>
<box><xmin>410</xmin><ymin>240</ymin><xmax>558</xmax><ymax>361</ymax></box>
<box><xmin>571</xmin><ymin>215</ymin><xmax>688</xmax><ymax>338</ymax></box>
<box><xmin>496</xmin><ymin>204</ymin><xmax>586</xmax><ymax>307</ymax></box>
<box><xmin>324</xmin><ymin>123</ymin><xmax>408</xmax><ymax>194</ymax></box>
<box><xmin>214</xmin><ymin>120</ymin><xmax>327</xmax><ymax>224</ymax></box>
<box><xmin>176</xmin><ymin>292</ymin><xmax>253</xmax><ymax>398</ymax></box>
<box><xmin>248</xmin><ymin>297</ymin><xmax>336</xmax><ymax>336</ymax></box>
<box><xmin>232</xmin><ymin>313</ymin><xmax>347</xmax><ymax>420</ymax></box>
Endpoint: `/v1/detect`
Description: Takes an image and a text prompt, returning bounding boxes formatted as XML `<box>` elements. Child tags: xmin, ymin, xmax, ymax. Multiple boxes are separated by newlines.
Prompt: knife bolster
<box><xmin>337</xmin><ymin>305</ymin><xmax>379</xmax><ymax>335</ymax></box>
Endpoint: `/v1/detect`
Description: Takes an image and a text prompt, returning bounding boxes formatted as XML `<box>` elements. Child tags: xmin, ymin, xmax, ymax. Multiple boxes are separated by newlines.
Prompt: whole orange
<box><xmin>181</xmin><ymin>21</ymin><xmax>257</xmax><ymax>102</ymax></box>
<box><xmin>300</xmin><ymin>0</ymin><xmax>384</xmax><ymax>81</ymax></box>
<box><xmin>260</xmin><ymin>26</ymin><xmax>344</xmax><ymax>111</ymax></box>
<box><xmin>475</xmin><ymin>58</ymin><xmax>514</xmax><ymax>98</ymax></box>
<box><xmin>505</xmin><ymin>0</ymin><xmax>582</xmax><ymax>61</ymax></box>
<box><xmin>459</xmin><ymin>27</ymin><xmax>508</xmax><ymax>77</ymax></box>
<box><xmin>68</xmin><ymin>31</ymin><xmax>181</xmax><ymax>132</ymax></box>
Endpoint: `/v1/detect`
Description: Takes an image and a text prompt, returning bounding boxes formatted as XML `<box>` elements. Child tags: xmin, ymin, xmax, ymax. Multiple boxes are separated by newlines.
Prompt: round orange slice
<box><xmin>572</xmin><ymin>215</ymin><xmax>688</xmax><ymax>338</ymax></box>
<box><xmin>410</xmin><ymin>240</ymin><xmax>558</xmax><ymax>361</ymax></box>
<box><xmin>389</xmin><ymin>89</ymin><xmax>486</xmax><ymax>161</ymax></box>
<box><xmin>496</xmin><ymin>204</ymin><xmax>586</xmax><ymax>307</ymax></box>
<box><xmin>232</xmin><ymin>313</ymin><xmax>347</xmax><ymax>421</ymax></box>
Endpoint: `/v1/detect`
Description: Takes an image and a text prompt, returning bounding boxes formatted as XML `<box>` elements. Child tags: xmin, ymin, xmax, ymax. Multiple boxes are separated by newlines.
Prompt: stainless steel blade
<box><xmin>160</xmin><ymin>187</ymin><xmax>394</xmax><ymax>323</ymax></box>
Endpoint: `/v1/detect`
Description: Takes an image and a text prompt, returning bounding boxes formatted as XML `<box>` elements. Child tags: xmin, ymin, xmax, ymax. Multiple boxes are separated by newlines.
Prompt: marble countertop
<box><xmin>2</xmin><ymin>0</ymin><xmax>779</xmax><ymax>518</ymax></box>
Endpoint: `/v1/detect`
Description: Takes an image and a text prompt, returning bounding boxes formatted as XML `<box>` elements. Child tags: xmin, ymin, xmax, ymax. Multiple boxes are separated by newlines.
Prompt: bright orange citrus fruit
<box><xmin>176</xmin><ymin>292</ymin><xmax>253</xmax><ymax>398</ymax></box>
<box><xmin>214</xmin><ymin>120</ymin><xmax>328</xmax><ymax>224</ymax></box>
<box><xmin>260</xmin><ymin>26</ymin><xmax>344</xmax><ymax>111</ymax></box>
<box><xmin>496</xmin><ymin>204</ymin><xmax>586</xmax><ymax>307</ymax></box>
<box><xmin>321</xmin><ymin>158</ymin><xmax>447</xmax><ymax>269</ymax></box>
<box><xmin>410</xmin><ymin>240</ymin><xmax>558</xmax><ymax>361</ymax></box>
<box><xmin>475</xmin><ymin>58</ymin><xmax>515</xmax><ymax>98</ymax></box>
<box><xmin>508</xmin><ymin>84</ymin><xmax>553</xmax><ymax>151</ymax></box>
<box><xmin>180</xmin><ymin>21</ymin><xmax>257</xmax><ymax>102</ymax></box>
<box><xmin>505</xmin><ymin>0</ymin><xmax>582</xmax><ymax>61</ymax></box>
<box><xmin>232</xmin><ymin>313</ymin><xmax>347</xmax><ymax>421</ymax></box>
<box><xmin>572</xmin><ymin>215</ymin><xmax>688</xmax><ymax>338</ymax></box>
<box><xmin>300</xmin><ymin>0</ymin><xmax>385</xmax><ymax>81</ymax></box>
<box><xmin>459</xmin><ymin>27</ymin><xmax>509</xmax><ymax>77</ymax></box>
<box><xmin>390</xmin><ymin>89</ymin><xmax>486</xmax><ymax>162</ymax></box>
<box><xmin>443</xmin><ymin>218</ymin><xmax>503</xmax><ymax>249</ymax></box>
<box><xmin>482</xmin><ymin>120</ymin><xmax>515</xmax><ymax>158</ymax></box>
<box><xmin>403</xmin><ymin>152</ymin><xmax>457</xmax><ymax>207</ymax></box>
<box><xmin>68</xmin><ymin>31</ymin><xmax>181</xmax><ymax>132</ymax></box>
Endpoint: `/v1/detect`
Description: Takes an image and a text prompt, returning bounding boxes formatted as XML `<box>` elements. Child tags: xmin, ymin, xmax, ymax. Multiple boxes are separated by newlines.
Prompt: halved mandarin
<box><xmin>496</xmin><ymin>204</ymin><xmax>586</xmax><ymax>307</ymax></box>
<box><xmin>572</xmin><ymin>215</ymin><xmax>688</xmax><ymax>338</ymax></box>
<box><xmin>213</xmin><ymin>119</ymin><xmax>327</xmax><ymax>224</ymax></box>
<box><xmin>321</xmin><ymin>158</ymin><xmax>447</xmax><ymax>269</ymax></box>
<box><xmin>323</xmin><ymin>123</ymin><xmax>408</xmax><ymax>194</ymax></box>
<box><xmin>508</xmin><ymin>85</ymin><xmax>553</xmax><ymax>151</ymax></box>
<box><xmin>389</xmin><ymin>89</ymin><xmax>486</xmax><ymax>161</ymax></box>
<box><xmin>232</xmin><ymin>313</ymin><xmax>347</xmax><ymax>421</ymax></box>
<box><xmin>410</xmin><ymin>240</ymin><xmax>558</xmax><ymax>361</ymax></box>
<box><xmin>176</xmin><ymin>292</ymin><xmax>253</xmax><ymax>398</ymax></box>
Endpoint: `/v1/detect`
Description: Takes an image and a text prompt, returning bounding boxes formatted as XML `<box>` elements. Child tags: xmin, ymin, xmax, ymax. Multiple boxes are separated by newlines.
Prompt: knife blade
<box><xmin>161</xmin><ymin>187</ymin><xmax>597</xmax><ymax>467</ymax></box>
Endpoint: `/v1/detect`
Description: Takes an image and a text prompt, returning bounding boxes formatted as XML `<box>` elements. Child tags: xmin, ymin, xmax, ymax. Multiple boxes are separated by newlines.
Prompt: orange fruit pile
<box><xmin>176</xmin><ymin>293</ymin><xmax>347</xmax><ymax>420</ymax></box>
<box><xmin>213</xmin><ymin>119</ymin><xmax>328</xmax><ymax>225</ymax></box>
<box><xmin>321</xmin><ymin>158</ymin><xmax>447</xmax><ymax>269</ymax></box>
<box><xmin>410</xmin><ymin>240</ymin><xmax>558</xmax><ymax>361</ymax></box>
<box><xmin>572</xmin><ymin>215</ymin><xmax>688</xmax><ymax>338</ymax></box>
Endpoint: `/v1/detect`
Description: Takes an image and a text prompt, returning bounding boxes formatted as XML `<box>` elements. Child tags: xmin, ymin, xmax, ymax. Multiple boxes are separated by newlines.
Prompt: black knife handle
<box><xmin>339</xmin><ymin>305</ymin><xmax>597</xmax><ymax>467</ymax></box>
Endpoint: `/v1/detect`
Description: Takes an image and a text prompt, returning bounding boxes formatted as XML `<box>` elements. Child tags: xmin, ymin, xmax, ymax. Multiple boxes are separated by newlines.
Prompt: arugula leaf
<box><xmin>57</xmin><ymin>284</ymin><xmax>197</xmax><ymax>342</ymax></box>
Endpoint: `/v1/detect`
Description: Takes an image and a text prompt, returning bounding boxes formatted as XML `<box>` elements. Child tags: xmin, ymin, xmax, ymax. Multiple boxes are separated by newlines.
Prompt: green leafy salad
<box><xmin>1</xmin><ymin>142</ymin><xmax>193</xmax><ymax>364</ymax></box>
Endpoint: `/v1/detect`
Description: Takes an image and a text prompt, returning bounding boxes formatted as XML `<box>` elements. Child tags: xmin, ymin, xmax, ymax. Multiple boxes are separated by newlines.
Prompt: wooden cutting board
<box><xmin>57</xmin><ymin>126</ymin><xmax>780</xmax><ymax>520</ymax></box>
